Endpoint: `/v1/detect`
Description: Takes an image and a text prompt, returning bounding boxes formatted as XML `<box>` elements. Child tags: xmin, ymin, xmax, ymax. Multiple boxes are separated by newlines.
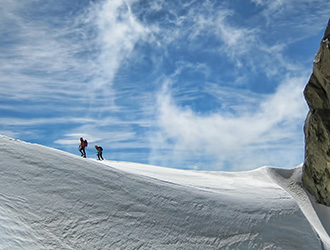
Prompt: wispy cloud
<box><xmin>88</xmin><ymin>0</ymin><xmax>150</xmax><ymax>85</ymax></box>
<box><xmin>0</xmin><ymin>2</ymin><xmax>91</xmax><ymax>102</ymax></box>
<box><xmin>0</xmin><ymin>0</ymin><xmax>152</xmax><ymax>136</ymax></box>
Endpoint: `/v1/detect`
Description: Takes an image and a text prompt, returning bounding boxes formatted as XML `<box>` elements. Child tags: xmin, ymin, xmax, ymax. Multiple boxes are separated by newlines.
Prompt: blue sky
<box><xmin>0</xmin><ymin>0</ymin><xmax>329</xmax><ymax>171</ymax></box>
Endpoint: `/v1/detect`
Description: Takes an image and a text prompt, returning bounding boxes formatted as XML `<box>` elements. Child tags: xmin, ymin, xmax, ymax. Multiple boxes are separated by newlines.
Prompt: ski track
<box><xmin>0</xmin><ymin>135</ymin><xmax>328</xmax><ymax>249</ymax></box>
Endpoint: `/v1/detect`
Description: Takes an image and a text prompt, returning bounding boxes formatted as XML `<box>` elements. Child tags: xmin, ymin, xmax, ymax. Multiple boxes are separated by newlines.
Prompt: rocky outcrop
<box><xmin>303</xmin><ymin>19</ymin><xmax>330</xmax><ymax>206</ymax></box>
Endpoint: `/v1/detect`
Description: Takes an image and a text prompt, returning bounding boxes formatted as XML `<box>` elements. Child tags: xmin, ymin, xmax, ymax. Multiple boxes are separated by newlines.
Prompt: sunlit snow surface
<box><xmin>0</xmin><ymin>135</ymin><xmax>329</xmax><ymax>249</ymax></box>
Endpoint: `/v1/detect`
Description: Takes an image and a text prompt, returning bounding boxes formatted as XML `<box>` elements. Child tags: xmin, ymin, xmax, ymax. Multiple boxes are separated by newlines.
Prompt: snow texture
<box><xmin>0</xmin><ymin>135</ymin><xmax>330</xmax><ymax>249</ymax></box>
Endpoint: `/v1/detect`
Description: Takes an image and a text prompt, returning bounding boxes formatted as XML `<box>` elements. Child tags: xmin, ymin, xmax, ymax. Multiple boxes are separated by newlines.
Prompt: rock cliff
<box><xmin>303</xmin><ymin>19</ymin><xmax>330</xmax><ymax>206</ymax></box>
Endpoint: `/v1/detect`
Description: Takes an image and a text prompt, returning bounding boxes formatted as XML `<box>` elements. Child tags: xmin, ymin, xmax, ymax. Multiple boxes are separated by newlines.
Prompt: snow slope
<box><xmin>0</xmin><ymin>135</ymin><xmax>329</xmax><ymax>249</ymax></box>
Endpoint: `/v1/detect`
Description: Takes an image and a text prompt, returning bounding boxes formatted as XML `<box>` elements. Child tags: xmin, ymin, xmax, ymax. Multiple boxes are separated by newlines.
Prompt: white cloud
<box><xmin>55</xmin><ymin>126</ymin><xmax>149</xmax><ymax>153</ymax></box>
<box><xmin>0</xmin><ymin>2</ymin><xmax>92</xmax><ymax>103</ymax></box>
<box><xmin>91</xmin><ymin>0</ymin><xmax>150</xmax><ymax>84</ymax></box>
<box><xmin>0</xmin><ymin>117</ymin><xmax>96</xmax><ymax>126</ymax></box>
<box><xmin>0</xmin><ymin>0</ymin><xmax>151</xmax><ymax>104</ymax></box>
<box><xmin>0</xmin><ymin>0</ymin><xmax>153</xmax><ymax>131</ymax></box>
<box><xmin>150</xmin><ymin>75</ymin><xmax>308</xmax><ymax>170</ymax></box>
<box><xmin>0</xmin><ymin>130</ymin><xmax>19</xmax><ymax>138</ymax></box>
<box><xmin>251</xmin><ymin>0</ymin><xmax>284</xmax><ymax>10</ymax></box>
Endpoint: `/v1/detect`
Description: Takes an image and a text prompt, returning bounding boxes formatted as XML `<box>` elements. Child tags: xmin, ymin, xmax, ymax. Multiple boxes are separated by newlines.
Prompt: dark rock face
<box><xmin>303</xmin><ymin>19</ymin><xmax>330</xmax><ymax>206</ymax></box>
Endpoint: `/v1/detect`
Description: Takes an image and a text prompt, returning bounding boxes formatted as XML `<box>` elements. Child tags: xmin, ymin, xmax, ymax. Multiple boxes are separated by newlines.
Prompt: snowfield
<box><xmin>1</xmin><ymin>135</ymin><xmax>330</xmax><ymax>249</ymax></box>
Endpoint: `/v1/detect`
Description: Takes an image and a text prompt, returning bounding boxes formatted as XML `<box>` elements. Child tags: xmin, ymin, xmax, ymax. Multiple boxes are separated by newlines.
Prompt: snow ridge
<box><xmin>0</xmin><ymin>135</ymin><xmax>328</xmax><ymax>249</ymax></box>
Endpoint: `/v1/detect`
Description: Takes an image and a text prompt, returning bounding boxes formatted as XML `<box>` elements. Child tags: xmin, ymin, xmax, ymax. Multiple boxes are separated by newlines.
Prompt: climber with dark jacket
<box><xmin>95</xmin><ymin>145</ymin><xmax>104</xmax><ymax>160</ymax></box>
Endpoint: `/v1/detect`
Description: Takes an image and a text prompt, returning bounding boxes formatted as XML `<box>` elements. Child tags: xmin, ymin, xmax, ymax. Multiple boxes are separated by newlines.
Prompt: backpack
<box><xmin>84</xmin><ymin>140</ymin><xmax>88</xmax><ymax>147</ymax></box>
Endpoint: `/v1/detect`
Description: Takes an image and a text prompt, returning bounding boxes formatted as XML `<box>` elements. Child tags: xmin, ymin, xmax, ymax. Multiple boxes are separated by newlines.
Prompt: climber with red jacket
<box><xmin>79</xmin><ymin>137</ymin><xmax>88</xmax><ymax>158</ymax></box>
